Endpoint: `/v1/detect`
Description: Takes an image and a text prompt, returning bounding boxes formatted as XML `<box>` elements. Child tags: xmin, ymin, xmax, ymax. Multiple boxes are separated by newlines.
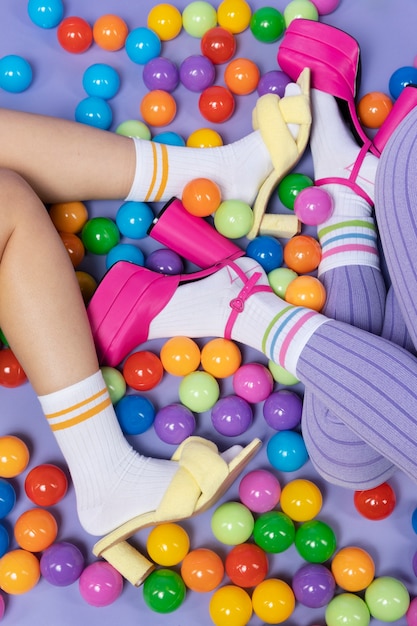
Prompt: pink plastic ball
<box><xmin>310</xmin><ymin>0</ymin><xmax>341</xmax><ymax>14</ymax></box>
<box><xmin>407</xmin><ymin>597</ymin><xmax>417</xmax><ymax>626</ymax></box>
<box><xmin>239</xmin><ymin>469</ymin><xmax>281</xmax><ymax>513</ymax></box>
<box><xmin>294</xmin><ymin>187</ymin><xmax>334</xmax><ymax>226</ymax></box>
<box><xmin>79</xmin><ymin>561</ymin><xmax>123</xmax><ymax>607</ymax></box>
<box><xmin>233</xmin><ymin>363</ymin><xmax>274</xmax><ymax>403</ymax></box>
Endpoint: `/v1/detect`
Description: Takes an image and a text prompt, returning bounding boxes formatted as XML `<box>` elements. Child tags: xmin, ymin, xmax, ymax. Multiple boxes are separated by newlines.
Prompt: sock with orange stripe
<box><xmin>38</xmin><ymin>370</ymin><xmax>179</xmax><ymax>536</ymax></box>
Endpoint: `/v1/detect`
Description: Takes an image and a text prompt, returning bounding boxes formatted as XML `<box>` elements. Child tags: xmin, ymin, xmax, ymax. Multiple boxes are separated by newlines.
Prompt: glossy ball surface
<box><xmin>331</xmin><ymin>546</ymin><xmax>375</xmax><ymax>592</ymax></box>
<box><xmin>285</xmin><ymin>275</ymin><xmax>327</xmax><ymax>312</ymax></box>
<box><xmin>389</xmin><ymin>66</ymin><xmax>417</xmax><ymax>100</ymax></box>
<box><xmin>353</xmin><ymin>482</ymin><xmax>396</xmax><ymax>520</ymax></box>
<box><xmin>49</xmin><ymin>201</ymin><xmax>88</xmax><ymax>234</ymax></box>
<box><xmin>201</xmin><ymin>27</ymin><xmax>236</xmax><ymax>64</ymax></box>
<box><xmin>0</xmin><ymin>435</ymin><xmax>29</xmax><ymax>477</ymax></box>
<box><xmin>182</xmin><ymin>177</ymin><xmax>222</xmax><ymax>217</ymax></box>
<box><xmin>357</xmin><ymin>91</ymin><xmax>393</xmax><ymax>128</ymax></box>
<box><xmin>75</xmin><ymin>96</ymin><xmax>113</xmax><ymax>129</ymax></box>
<box><xmin>209</xmin><ymin>584</ymin><xmax>252</xmax><ymax>626</ymax></box>
<box><xmin>146</xmin><ymin>523</ymin><xmax>190</xmax><ymax>566</ymax></box>
<box><xmin>278</xmin><ymin>172</ymin><xmax>314</xmax><ymax>210</ymax></box>
<box><xmin>82</xmin><ymin>217</ymin><xmax>120</xmax><ymax>254</ymax></box>
<box><xmin>143</xmin><ymin>569</ymin><xmax>186</xmax><ymax>613</ymax></box>
<box><xmin>211</xmin><ymin>502</ymin><xmax>254</xmax><ymax>545</ymax></box>
<box><xmin>24</xmin><ymin>464</ymin><xmax>68</xmax><ymax>507</ymax></box>
<box><xmin>79</xmin><ymin>561</ymin><xmax>123</xmax><ymax>607</ymax></box>
<box><xmin>246</xmin><ymin>235</ymin><xmax>283</xmax><ymax>273</ymax></box>
<box><xmin>252</xmin><ymin>578</ymin><xmax>295</xmax><ymax>623</ymax></box>
<box><xmin>125</xmin><ymin>27</ymin><xmax>161</xmax><ymax>65</ymax></box>
<box><xmin>57</xmin><ymin>16</ymin><xmax>93</xmax><ymax>54</ymax></box>
<box><xmin>0</xmin><ymin>55</ymin><xmax>32</xmax><ymax>93</ymax></box>
<box><xmin>147</xmin><ymin>3</ymin><xmax>183</xmax><ymax>41</ymax></box>
<box><xmin>292</xmin><ymin>563</ymin><xmax>336</xmax><ymax>608</ymax></box>
<box><xmin>187</xmin><ymin>127</ymin><xmax>223</xmax><ymax>147</ymax></box>
<box><xmin>179</xmin><ymin>54</ymin><xmax>215</xmax><ymax>92</ymax></box>
<box><xmin>140</xmin><ymin>90</ymin><xmax>177</xmax><ymax>127</ymax></box>
<box><xmin>0</xmin><ymin>549</ymin><xmax>40</xmax><ymax>594</ymax></box>
<box><xmin>199</xmin><ymin>86</ymin><xmax>235</xmax><ymax>123</ymax></box>
<box><xmin>179</xmin><ymin>370</ymin><xmax>220</xmax><ymax>412</ymax></box>
<box><xmin>225</xmin><ymin>543</ymin><xmax>268</xmax><ymax>587</ymax></box>
<box><xmin>28</xmin><ymin>0</ymin><xmax>64</xmax><ymax>29</ymax></box>
<box><xmin>267</xmin><ymin>430</ymin><xmax>309</xmax><ymax>472</ymax></box>
<box><xmin>283</xmin><ymin>235</ymin><xmax>322</xmax><ymax>273</ymax></box>
<box><xmin>365</xmin><ymin>576</ymin><xmax>410</xmax><ymax>622</ymax></box>
<box><xmin>201</xmin><ymin>338</ymin><xmax>241</xmax><ymax>378</ymax></box>
<box><xmin>217</xmin><ymin>0</ymin><xmax>252</xmax><ymax>34</ymax></box>
<box><xmin>145</xmin><ymin>248</ymin><xmax>184</xmax><ymax>274</ymax></box>
<box><xmin>40</xmin><ymin>541</ymin><xmax>85</xmax><ymax>586</ymax></box>
<box><xmin>116</xmin><ymin>201</ymin><xmax>154</xmax><ymax>239</ymax></box>
<box><xmin>182</xmin><ymin>1</ymin><xmax>217</xmax><ymax>38</ymax></box>
<box><xmin>143</xmin><ymin>57</ymin><xmax>179</xmax><ymax>92</ymax></box>
<box><xmin>82</xmin><ymin>63</ymin><xmax>120</xmax><ymax>100</ymax></box>
<box><xmin>257</xmin><ymin>70</ymin><xmax>291</xmax><ymax>97</ymax></box>
<box><xmin>181</xmin><ymin>548</ymin><xmax>224</xmax><ymax>592</ymax></box>
<box><xmin>279</xmin><ymin>478</ymin><xmax>322</xmax><ymax>522</ymax></box>
<box><xmin>14</xmin><ymin>508</ymin><xmax>58</xmax><ymax>552</ymax></box>
<box><xmin>105</xmin><ymin>243</ymin><xmax>145</xmax><ymax>269</ymax></box>
<box><xmin>154</xmin><ymin>403</ymin><xmax>196</xmax><ymax>444</ymax></box>
<box><xmin>295</xmin><ymin>520</ymin><xmax>337</xmax><ymax>563</ymax></box>
<box><xmin>211</xmin><ymin>395</ymin><xmax>253</xmax><ymax>437</ymax></box>
<box><xmin>123</xmin><ymin>351</ymin><xmax>164</xmax><ymax>391</ymax></box>
<box><xmin>238</xmin><ymin>469</ymin><xmax>281</xmax><ymax>513</ymax></box>
<box><xmin>233</xmin><ymin>363</ymin><xmax>273</xmax><ymax>403</ymax></box>
<box><xmin>214</xmin><ymin>199</ymin><xmax>253</xmax><ymax>238</ymax></box>
<box><xmin>253</xmin><ymin>511</ymin><xmax>295</xmax><ymax>553</ymax></box>
<box><xmin>160</xmin><ymin>336</ymin><xmax>201</xmax><ymax>376</ymax></box>
<box><xmin>268</xmin><ymin>267</ymin><xmax>298</xmax><ymax>298</ymax></box>
<box><xmin>250</xmin><ymin>7</ymin><xmax>285</xmax><ymax>43</ymax></box>
<box><xmin>263</xmin><ymin>389</ymin><xmax>302</xmax><ymax>430</ymax></box>
<box><xmin>283</xmin><ymin>0</ymin><xmax>319</xmax><ymax>25</ymax></box>
<box><xmin>93</xmin><ymin>14</ymin><xmax>128</xmax><ymax>50</ymax></box>
<box><xmin>115</xmin><ymin>394</ymin><xmax>155</xmax><ymax>436</ymax></box>
<box><xmin>0</xmin><ymin>478</ymin><xmax>16</xmax><ymax>518</ymax></box>
<box><xmin>294</xmin><ymin>187</ymin><xmax>334</xmax><ymax>226</ymax></box>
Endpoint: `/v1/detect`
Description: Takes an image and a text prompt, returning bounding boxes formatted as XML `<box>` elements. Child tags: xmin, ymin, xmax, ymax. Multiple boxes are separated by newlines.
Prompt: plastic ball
<box><xmin>0</xmin><ymin>549</ymin><xmax>40</xmax><ymax>595</ymax></box>
<box><xmin>182</xmin><ymin>1</ymin><xmax>217</xmax><ymax>38</ymax></box>
<box><xmin>116</xmin><ymin>119</ymin><xmax>151</xmax><ymax>139</ymax></box>
<box><xmin>187</xmin><ymin>127</ymin><xmax>223</xmax><ymax>147</ymax></box>
<box><xmin>116</xmin><ymin>201</ymin><xmax>154</xmax><ymax>239</ymax></box>
<box><xmin>209</xmin><ymin>584</ymin><xmax>253</xmax><ymax>625</ymax></box>
<box><xmin>268</xmin><ymin>267</ymin><xmax>298</xmax><ymax>298</ymax></box>
<box><xmin>365</xmin><ymin>576</ymin><xmax>410</xmax><ymax>622</ymax></box>
<box><xmin>115</xmin><ymin>394</ymin><xmax>155</xmax><ymax>435</ymax></box>
<box><xmin>147</xmin><ymin>3</ymin><xmax>183</xmax><ymax>41</ymax></box>
<box><xmin>0</xmin><ymin>524</ymin><xmax>9</xmax><ymax>558</ymax></box>
<box><xmin>82</xmin><ymin>64</ymin><xmax>120</xmax><ymax>100</ymax></box>
<box><xmin>0</xmin><ymin>55</ymin><xmax>32</xmax><ymax>93</ymax></box>
<box><xmin>147</xmin><ymin>523</ymin><xmax>190</xmax><ymax>566</ymax></box>
<box><xmin>59</xmin><ymin>232</ymin><xmax>84</xmax><ymax>267</ymax></box>
<box><xmin>57</xmin><ymin>16</ymin><xmax>93</xmax><ymax>54</ymax></box>
<box><xmin>283</xmin><ymin>0</ymin><xmax>319</xmax><ymax>25</ymax></box>
<box><xmin>263</xmin><ymin>389</ymin><xmax>302</xmax><ymax>430</ymax></box>
<box><xmin>284</xmin><ymin>235</ymin><xmax>322</xmax><ymax>273</ymax></box>
<box><xmin>353</xmin><ymin>481</ymin><xmax>396</xmax><ymax>520</ymax></box>
<box><xmin>201</xmin><ymin>338</ymin><xmax>241</xmax><ymax>378</ymax></box>
<box><xmin>279</xmin><ymin>478</ymin><xmax>323</xmax><ymax>522</ymax></box>
<box><xmin>257</xmin><ymin>70</ymin><xmax>291</xmax><ymax>97</ymax></box>
<box><xmin>40</xmin><ymin>541</ymin><xmax>85</xmax><ymax>586</ymax></box>
<box><xmin>14</xmin><ymin>508</ymin><xmax>58</xmax><ymax>552</ymax></box>
<box><xmin>325</xmin><ymin>593</ymin><xmax>370</xmax><ymax>626</ymax></box>
<box><xmin>182</xmin><ymin>178</ymin><xmax>222</xmax><ymax>217</ymax></box>
<box><xmin>24</xmin><ymin>464</ymin><xmax>68</xmax><ymax>507</ymax></box>
<box><xmin>407</xmin><ymin>597</ymin><xmax>417</xmax><ymax>626</ymax></box>
<box><xmin>140</xmin><ymin>89</ymin><xmax>177</xmax><ymax>127</ymax></box>
<box><xmin>145</xmin><ymin>248</ymin><xmax>184</xmax><ymax>274</ymax></box>
<box><xmin>143</xmin><ymin>57</ymin><xmax>179</xmax><ymax>92</ymax></box>
<box><xmin>285</xmin><ymin>275</ymin><xmax>327</xmax><ymax>311</ymax></box>
<box><xmin>28</xmin><ymin>0</ymin><xmax>64</xmax><ymax>29</ymax></box>
<box><xmin>143</xmin><ymin>568</ymin><xmax>186</xmax><ymax>613</ymax></box>
<box><xmin>154</xmin><ymin>403</ymin><xmax>196</xmax><ymax>444</ymax></box>
<box><xmin>101</xmin><ymin>365</ymin><xmax>126</xmax><ymax>404</ymax></box>
<box><xmin>160</xmin><ymin>336</ymin><xmax>201</xmax><ymax>376</ymax></box>
<box><xmin>106</xmin><ymin>243</ymin><xmax>145</xmax><ymax>269</ymax></box>
<box><xmin>125</xmin><ymin>27</ymin><xmax>161</xmax><ymax>65</ymax></box>
<box><xmin>225</xmin><ymin>543</ymin><xmax>268</xmax><ymax>588</ymax></box>
<box><xmin>266</xmin><ymin>430</ymin><xmax>309</xmax><ymax>472</ymax></box>
<box><xmin>201</xmin><ymin>27</ymin><xmax>236</xmax><ymax>65</ymax></box>
<box><xmin>75</xmin><ymin>97</ymin><xmax>113</xmax><ymax>130</ymax></box>
<box><xmin>295</xmin><ymin>520</ymin><xmax>337</xmax><ymax>563</ymax></box>
<box><xmin>199</xmin><ymin>86</ymin><xmax>235</xmax><ymax>123</ymax></box>
<box><xmin>153</xmin><ymin>131</ymin><xmax>185</xmax><ymax>146</ymax></box>
<box><xmin>0</xmin><ymin>436</ymin><xmax>29</xmax><ymax>477</ymax></box>
<box><xmin>331</xmin><ymin>546</ymin><xmax>375</xmax><ymax>592</ymax></box>
<box><xmin>389</xmin><ymin>66</ymin><xmax>417</xmax><ymax>100</ymax></box>
<box><xmin>252</xmin><ymin>578</ymin><xmax>295</xmax><ymax>623</ymax></box>
<box><xmin>217</xmin><ymin>0</ymin><xmax>252</xmax><ymax>34</ymax></box>
<box><xmin>246</xmin><ymin>235</ymin><xmax>283</xmax><ymax>273</ymax></box>
<box><xmin>239</xmin><ymin>469</ymin><xmax>280</xmax><ymax>513</ymax></box>
<box><xmin>311</xmin><ymin>0</ymin><xmax>341</xmax><ymax>14</ymax></box>
<box><xmin>211</xmin><ymin>502</ymin><xmax>254</xmax><ymax>545</ymax></box>
<box><xmin>294</xmin><ymin>187</ymin><xmax>334</xmax><ymax>226</ymax></box>
<box><xmin>278</xmin><ymin>172</ymin><xmax>314</xmax><ymax>210</ymax></box>
<box><xmin>0</xmin><ymin>349</ymin><xmax>26</xmax><ymax>388</ymax></box>
<box><xmin>123</xmin><ymin>351</ymin><xmax>164</xmax><ymax>391</ymax></box>
<box><xmin>49</xmin><ymin>201</ymin><xmax>88</xmax><ymax>234</ymax></box>
<box><xmin>211</xmin><ymin>395</ymin><xmax>253</xmax><ymax>437</ymax></box>
<box><xmin>357</xmin><ymin>91</ymin><xmax>393</xmax><ymax>129</ymax></box>
<box><xmin>181</xmin><ymin>548</ymin><xmax>224</xmax><ymax>592</ymax></box>
<box><xmin>0</xmin><ymin>479</ymin><xmax>16</xmax><ymax>518</ymax></box>
<box><xmin>93</xmin><ymin>14</ymin><xmax>128</xmax><ymax>51</ymax></box>
<box><xmin>79</xmin><ymin>561</ymin><xmax>123</xmax><ymax>607</ymax></box>
<box><xmin>253</xmin><ymin>511</ymin><xmax>295</xmax><ymax>553</ymax></box>
<box><xmin>233</xmin><ymin>363</ymin><xmax>273</xmax><ymax>403</ymax></box>
<box><xmin>179</xmin><ymin>54</ymin><xmax>216</xmax><ymax>92</ymax></box>
<box><xmin>292</xmin><ymin>563</ymin><xmax>336</xmax><ymax>608</ymax></box>
<box><xmin>214</xmin><ymin>199</ymin><xmax>253</xmax><ymax>238</ymax></box>
<box><xmin>250</xmin><ymin>7</ymin><xmax>285</xmax><ymax>43</ymax></box>
<box><xmin>81</xmin><ymin>217</ymin><xmax>120</xmax><ymax>254</ymax></box>
<box><xmin>179</xmin><ymin>370</ymin><xmax>220</xmax><ymax>412</ymax></box>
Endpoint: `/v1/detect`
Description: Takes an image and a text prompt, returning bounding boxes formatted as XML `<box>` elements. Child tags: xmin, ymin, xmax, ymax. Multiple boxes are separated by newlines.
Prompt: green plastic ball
<box><xmin>81</xmin><ymin>217</ymin><xmax>120</xmax><ymax>254</ymax></box>
<box><xmin>295</xmin><ymin>519</ymin><xmax>337</xmax><ymax>563</ymax></box>
<box><xmin>365</xmin><ymin>576</ymin><xmax>410</xmax><ymax>622</ymax></box>
<box><xmin>178</xmin><ymin>371</ymin><xmax>220</xmax><ymax>412</ymax></box>
<box><xmin>214</xmin><ymin>200</ymin><xmax>254</xmax><ymax>239</ymax></box>
<box><xmin>268</xmin><ymin>361</ymin><xmax>300</xmax><ymax>386</ymax></box>
<box><xmin>211</xmin><ymin>501</ymin><xmax>254</xmax><ymax>545</ymax></box>
<box><xmin>283</xmin><ymin>0</ymin><xmax>319</xmax><ymax>26</ymax></box>
<box><xmin>101</xmin><ymin>366</ymin><xmax>126</xmax><ymax>404</ymax></box>
<box><xmin>182</xmin><ymin>1</ymin><xmax>217</xmax><ymax>38</ymax></box>
<box><xmin>277</xmin><ymin>173</ymin><xmax>314</xmax><ymax>210</ymax></box>
<box><xmin>325</xmin><ymin>593</ymin><xmax>370</xmax><ymax>626</ymax></box>
<box><xmin>253</xmin><ymin>511</ymin><xmax>295</xmax><ymax>553</ymax></box>
<box><xmin>143</xmin><ymin>569</ymin><xmax>186</xmax><ymax>613</ymax></box>
<box><xmin>115</xmin><ymin>119</ymin><xmax>151</xmax><ymax>139</ymax></box>
<box><xmin>268</xmin><ymin>267</ymin><xmax>298</xmax><ymax>298</ymax></box>
<box><xmin>250</xmin><ymin>7</ymin><xmax>285</xmax><ymax>43</ymax></box>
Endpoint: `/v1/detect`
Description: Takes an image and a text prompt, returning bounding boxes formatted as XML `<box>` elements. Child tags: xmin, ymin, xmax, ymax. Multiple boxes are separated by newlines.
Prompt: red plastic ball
<box><xmin>0</xmin><ymin>349</ymin><xmax>27</xmax><ymax>388</ymax></box>
<box><xmin>225</xmin><ymin>543</ymin><xmax>268</xmax><ymax>587</ymax></box>
<box><xmin>59</xmin><ymin>232</ymin><xmax>85</xmax><ymax>268</ymax></box>
<box><xmin>353</xmin><ymin>482</ymin><xmax>396</xmax><ymax>520</ymax></box>
<box><xmin>57</xmin><ymin>16</ymin><xmax>93</xmax><ymax>54</ymax></box>
<box><xmin>201</xmin><ymin>27</ymin><xmax>236</xmax><ymax>64</ymax></box>
<box><xmin>25</xmin><ymin>464</ymin><xmax>68</xmax><ymax>507</ymax></box>
<box><xmin>199</xmin><ymin>86</ymin><xmax>235</xmax><ymax>123</ymax></box>
<box><xmin>123</xmin><ymin>351</ymin><xmax>164</xmax><ymax>391</ymax></box>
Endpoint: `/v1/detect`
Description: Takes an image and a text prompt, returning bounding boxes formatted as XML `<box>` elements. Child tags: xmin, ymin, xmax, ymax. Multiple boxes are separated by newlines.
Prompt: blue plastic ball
<box><xmin>153</xmin><ymin>131</ymin><xmax>186</xmax><ymax>146</ymax></box>
<box><xmin>125</xmin><ymin>27</ymin><xmax>162</xmax><ymax>65</ymax></box>
<box><xmin>246</xmin><ymin>235</ymin><xmax>283</xmax><ymax>273</ymax></box>
<box><xmin>0</xmin><ymin>478</ymin><xmax>16</xmax><ymax>518</ymax></box>
<box><xmin>82</xmin><ymin>64</ymin><xmax>121</xmax><ymax>100</ymax></box>
<box><xmin>0</xmin><ymin>55</ymin><xmax>33</xmax><ymax>93</ymax></box>
<box><xmin>412</xmin><ymin>507</ymin><xmax>417</xmax><ymax>534</ymax></box>
<box><xmin>28</xmin><ymin>0</ymin><xmax>64</xmax><ymax>28</ymax></box>
<box><xmin>389</xmin><ymin>66</ymin><xmax>417</xmax><ymax>100</ymax></box>
<box><xmin>116</xmin><ymin>201</ymin><xmax>154</xmax><ymax>239</ymax></box>
<box><xmin>115</xmin><ymin>394</ymin><xmax>156</xmax><ymax>435</ymax></box>
<box><xmin>267</xmin><ymin>430</ymin><xmax>309</xmax><ymax>472</ymax></box>
<box><xmin>75</xmin><ymin>97</ymin><xmax>113</xmax><ymax>130</ymax></box>
<box><xmin>0</xmin><ymin>523</ymin><xmax>9</xmax><ymax>558</ymax></box>
<box><xmin>106</xmin><ymin>243</ymin><xmax>145</xmax><ymax>269</ymax></box>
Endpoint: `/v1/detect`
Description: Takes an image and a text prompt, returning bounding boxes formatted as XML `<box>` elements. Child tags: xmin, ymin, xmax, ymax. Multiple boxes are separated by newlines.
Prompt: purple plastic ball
<box><xmin>143</xmin><ymin>56</ymin><xmax>179</xmax><ymax>92</ymax></box>
<box><xmin>79</xmin><ymin>561</ymin><xmax>123</xmax><ymax>607</ymax></box>
<box><xmin>211</xmin><ymin>395</ymin><xmax>253</xmax><ymax>436</ymax></box>
<box><xmin>179</xmin><ymin>54</ymin><xmax>216</xmax><ymax>92</ymax></box>
<box><xmin>257</xmin><ymin>70</ymin><xmax>291</xmax><ymax>97</ymax></box>
<box><xmin>292</xmin><ymin>563</ymin><xmax>336</xmax><ymax>608</ymax></box>
<box><xmin>263</xmin><ymin>390</ymin><xmax>303</xmax><ymax>430</ymax></box>
<box><xmin>239</xmin><ymin>469</ymin><xmax>281</xmax><ymax>513</ymax></box>
<box><xmin>233</xmin><ymin>363</ymin><xmax>273</xmax><ymax>403</ymax></box>
<box><xmin>40</xmin><ymin>541</ymin><xmax>85</xmax><ymax>586</ymax></box>
<box><xmin>145</xmin><ymin>248</ymin><xmax>184</xmax><ymax>274</ymax></box>
<box><xmin>154</xmin><ymin>403</ymin><xmax>196</xmax><ymax>444</ymax></box>
<box><xmin>294</xmin><ymin>186</ymin><xmax>334</xmax><ymax>226</ymax></box>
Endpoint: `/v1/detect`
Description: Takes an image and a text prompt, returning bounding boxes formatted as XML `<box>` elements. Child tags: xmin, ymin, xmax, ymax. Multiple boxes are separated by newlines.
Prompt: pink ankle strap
<box><xmin>315</xmin><ymin>140</ymin><xmax>374</xmax><ymax>206</ymax></box>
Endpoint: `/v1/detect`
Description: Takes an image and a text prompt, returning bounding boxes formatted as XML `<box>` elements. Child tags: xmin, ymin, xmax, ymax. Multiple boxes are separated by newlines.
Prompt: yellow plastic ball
<box><xmin>186</xmin><ymin>128</ymin><xmax>224</xmax><ymax>148</ymax></box>
<box><xmin>0</xmin><ymin>436</ymin><xmax>29</xmax><ymax>478</ymax></box>
<box><xmin>217</xmin><ymin>0</ymin><xmax>252</xmax><ymax>34</ymax></box>
<box><xmin>146</xmin><ymin>523</ymin><xmax>190</xmax><ymax>566</ymax></box>
<box><xmin>201</xmin><ymin>338</ymin><xmax>241</xmax><ymax>378</ymax></box>
<box><xmin>147</xmin><ymin>3</ymin><xmax>182</xmax><ymax>41</ymax></box>
<box><xmin>279</xmin><ymin>478</ymin><xmax>323</xmax><ymax>522</ymax></box>
<box><xmin>209</xmin><ymin>584</ymin><xmax>253</xmax><ymax>626</ymax></box>
<box><xmin>0</xmin><ymin>549</ymin><xmax>40</xmax><ymax>594</ymax></box>
<box><xmin>252</xmin><ymin>578</ymin><xmax>295</xmax><ymax>623</ymax></box>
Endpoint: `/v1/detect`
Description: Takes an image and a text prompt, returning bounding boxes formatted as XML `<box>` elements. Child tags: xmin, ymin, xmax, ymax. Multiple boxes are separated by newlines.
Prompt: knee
<box><xmin>0</xmin><ymin>168</ymin><xmax>43</xmax><ymax>232</ymax></box>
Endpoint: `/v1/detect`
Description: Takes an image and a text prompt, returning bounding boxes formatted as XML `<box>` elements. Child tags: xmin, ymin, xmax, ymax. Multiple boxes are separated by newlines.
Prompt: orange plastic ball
<box><xmin>285</xmin><ymin>275</ymin><xmax>327</xmax><ymax>312</ymax></box>
<box><xmin>201</xmin><ymin>338</ymin><xmax>242</xmax><ymax>378</ymax></box>
<box><xmin>182</xmin><ymin>178</ymin><xmax>222</xmax><ymax>217</ymax></box>
<box><xmin>331</xmin><ymin>546</ymin><xmax>375</xmax><ymax>592</ymax></box>
<box><xmin>93</xmin><ymin>14</ymin><xmax>129</xmax><ymax>51</ymax></box>
<box><xmin>59</xmin><ymin>232</ymin><xmax>85</xmax><ymax>268</ymax></box>
<box><xmin>181</xmin><ymin>548</ymin><xmax>225</xmax><ymax>592</ymax></box>
<box><xmin>0</xmin><ymin>549</ymin><xmax>40</xmax><ymax>595</ymax></box>
<box><xmin>76</xmin><ymin>270</ymin><xmax>98</xmax><ymax>305</ymax></box>
<box><xmin>0</xmin><ymin>435</ymin><xmax>29</xmax><ymax>477</ymax></box>
<box><xmin>160</xmin><ymin>336</ymin><xmax>201</xmax><ymax>376</ymax></box>
<box><xmin>140</xmin><ymin>90</ymin><xmax>177</xmax><ymax>127</ymax></box>
<box><xmin>14</xmin><ymin>508</ymin><xmax>58</xmax><ymax>552</ymax></box>
<box><xmin>224</xmin><ymin>57</ymin><xmax>260</xmax><ymax>95</ymax></box>
<box><xmin>284</xmin><ymin>235</ymin><xmax>322</xmax><ymax>274</ymax></box>
<box><xmin>252</xmin><ymin>578</ymin><xmax>295</xmax><ymax>623</ymax></box>
<box><xmin>123</xmin><ymin>350</ymin><xmax>164</xmax><ymax>391</ymax></box>
<box><xmin>49</xmin><ymin>201</ymin><xmax>88</xmax><ymax>234</ymax></box>
<box><xmin>358</xmin><ymin>91</ymin><xmax>393</xmax><ymax>129</ymax></box>
<box><xmin>147</xmin><ymin>3</ymin><xmax>183</xmax><ymax>41</ymax></box>
<box><xmin>186</xmin><ymin>128</ymin><xmax>223</xmax><ymax>148</ymax></box>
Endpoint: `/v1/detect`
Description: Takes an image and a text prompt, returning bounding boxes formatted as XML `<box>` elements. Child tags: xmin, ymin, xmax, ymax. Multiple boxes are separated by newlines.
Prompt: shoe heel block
<box><xmin>93</xmin><ymin>537</ymin><xmax>155</xmax><ymax>587</ymax></box>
